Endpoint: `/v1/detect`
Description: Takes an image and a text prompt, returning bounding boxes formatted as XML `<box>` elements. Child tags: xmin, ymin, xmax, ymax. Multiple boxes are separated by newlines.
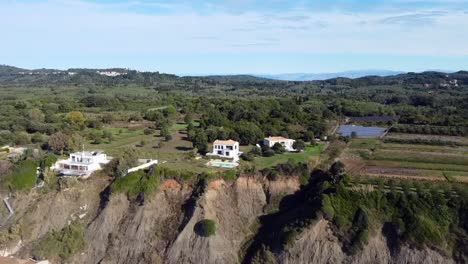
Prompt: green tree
<box><xmin>272</xmin><ymin>143</ymin><xmax>285</xmax><ymax>154</ymax></box>
<box><xmin>31</xmin><ymin>133</ymin><xmax>45</xmax><ymax>144</ymax></box>
<box><xmin>14</xmin><ymin>132</ymin><xmax>30</xmax><ymax>145</ymax></box>
<box><xmin>160</xmin><ymin>124</ymin><xmax>170</xmax><ymax>138</ymax></box>
<box><xmin>249</xmin><ymin>146</ymin><xmax>262</xmax><ymax>156</ymax></box>
<box><xmin>104</xmin><ymin>148</ymin><xmax>138</xmax><ymax>178</ymax></box>
<box><xmin>192</xmin><ymin>130</ymin><xmax>208</xmax><ymax>153</ymax></box>
<box><xmin>67</xmin><ymin>133</ymin><xmax>84</xmax><ymax>152</ymax></box>
<box><xmin>88</xmin><ymin>131</ymin><xmax>102</xmax><ymax>144</ymax></box>
<box><xmin>101</xmin><ymin>113</ymin><xmax>114</xmax><ymax>124</ymax></box>
<box><xmin>234</xmin><ymin>121</ymin><xmax>264</xmax><ymax>145</ymax></box>
<box><xmin>162</xmin><ymin>105</ymin><xmax>177</xmax><ymax>117</ymax></box>
<box><xmin>29</xmin><ymin>108</ymin><xmax>45</xmax><ymax>122</ymax></box>
<box><xmin>184</xmin><ymin>113</ymin><xmax>193</xmax><ymax>124</ymax></box>
<box><xmin>0</xmin><ymin>130</ymin><xmax>14</xmax><ymax>146</ymax></box>
<box><xmin>293</xmin><ymin>140</ymin><xmax>305</xmax><ymax>151</ymax></box>
<box><xmin>103</xmin><ymin>130</ymin><xmax>114</xmax><ymax>142</ymax></box>
<box><xmin>65</xmin><ymin>111</ymin><xmax>86</xmax><ymax>130</ymax></box>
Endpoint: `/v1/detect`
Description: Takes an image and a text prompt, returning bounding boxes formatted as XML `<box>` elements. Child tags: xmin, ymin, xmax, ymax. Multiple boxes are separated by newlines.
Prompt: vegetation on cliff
<box><xmin>33</xmin><ymin>222</ymin><xmax>85</xmax><ymax>261</ymax></box>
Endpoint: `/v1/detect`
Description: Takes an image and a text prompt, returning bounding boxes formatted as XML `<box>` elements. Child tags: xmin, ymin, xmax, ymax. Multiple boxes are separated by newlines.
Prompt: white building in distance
<box><xmin>96</xmin><ymin>71</ymin><xmax>127</xmax><ymax>77</ymax></box>
<box><xmin>51</xmin><ymin>151</ymin><xmax>111</xmax><ymax>177</ymax></box>
<box><xmin>208</xmin><ymin>139</ymin><xmax>241</xmax><ymax>161</ymax></box>
<box><xmin>263</xmin><ymin>136</ymin><xmax>296</xmax><ymax>152</ymax></box>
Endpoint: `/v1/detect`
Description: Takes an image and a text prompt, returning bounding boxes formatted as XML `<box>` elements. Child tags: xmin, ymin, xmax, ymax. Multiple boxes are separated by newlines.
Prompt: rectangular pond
<box><xmin>337</xmin><ymin>125</ymin><xmax>387</xmax><ymax>137</ymax></box>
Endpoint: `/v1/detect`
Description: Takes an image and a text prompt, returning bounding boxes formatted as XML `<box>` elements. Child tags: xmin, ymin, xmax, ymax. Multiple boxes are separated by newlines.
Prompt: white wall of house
<box><xmin>209</xmin><ymin>140</ymin><xmax>240</xmax><ymax>161</ymax></box>
<box><xmin>264</xmin><ymin>137</ymin><xmax>296</xmax><ymax>151</ymax></box>
<box><xmin>51</xmin><ymin>151</ymin><xmax>110</xmax><ymax>176</ymax></box>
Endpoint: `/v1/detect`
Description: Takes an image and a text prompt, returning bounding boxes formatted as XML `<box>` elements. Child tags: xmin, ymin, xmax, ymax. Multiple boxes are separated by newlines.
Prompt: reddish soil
<box><xmin>208</xmin><ymin>179</ymin><xmax>227</xmax><ymax>190</ymax></box>
<box><xmin>160</xmin><ymin>179</ymin><xmax>181</xmax><ymax>189</ymax></box>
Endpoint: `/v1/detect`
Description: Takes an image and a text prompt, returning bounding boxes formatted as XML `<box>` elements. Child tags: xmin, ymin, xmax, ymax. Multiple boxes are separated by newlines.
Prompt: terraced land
<box><xmin>343</xmin><ymin>135</ymin><xmax>468</xmax><ymax>183</ymax></box>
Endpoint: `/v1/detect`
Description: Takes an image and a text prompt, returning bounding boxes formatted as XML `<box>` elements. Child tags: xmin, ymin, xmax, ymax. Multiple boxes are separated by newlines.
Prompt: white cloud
<box><xmin>0</xmin><ymin>0</ymin><xmax>467</xmax><ymax>59</ymax></box>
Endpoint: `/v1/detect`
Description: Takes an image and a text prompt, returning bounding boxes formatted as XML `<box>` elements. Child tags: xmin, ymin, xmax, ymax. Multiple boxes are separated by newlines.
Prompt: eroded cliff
<box><xmin>0</xmin><ymin>174</ymin><xmax>462</xmax><ymax>264</ymax></box>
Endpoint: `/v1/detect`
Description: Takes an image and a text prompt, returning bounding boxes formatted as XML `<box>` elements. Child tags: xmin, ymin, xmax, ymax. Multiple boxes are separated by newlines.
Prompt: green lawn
<box><xmin>171</xmin><ymin>121</ymin><xmax>200</xmax><ymax>132</ymax></box>
<box><xmin>84</xmin><ymin>124</ymin><xmax>217</xmax><ymax>174</ymax></box>
<box><xmin>249</xmin><ymin>144</ymin><xmax>324</xmax><ymax>169</ymax></box>
<box><xmin>84</xmin><ymin>121</ymin><xmax>326</xmax><ymax>174</ymax></box>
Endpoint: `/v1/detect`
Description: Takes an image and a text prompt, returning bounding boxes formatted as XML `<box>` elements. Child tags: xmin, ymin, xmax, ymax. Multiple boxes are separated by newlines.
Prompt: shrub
<box><xmin>222</xmin><ymin>170</ymin><xmax>237</xmax><ymax>181</ymax></box>
<box><xmin>14</xmin><ymin>132</ymin><xmax>30</xmax><ymax>145</ymax></box>
<box><xmin>196</xmin><ymin>219</ymin><xmax>216</xmax><ymax>237</ymax></box>
<box><xmin>240</xmin><ymin>153</ymin><xmax>254</xmax><ymax>161</ymax></box>
<box><xmin>249</xmin><ymin>146</ymin><xmax>262</xmax><ymax>156</ymax></box>
<box><xmin>292</xmin><ymin>140</ymin><xmax>305</xmax><ymax>151</ymax></box>
<box><xmin>40</xmin><ymin>153</ymin><xmax>58</xmax><ymax>169</ymax></box>
<box><xmin>111</xmin><ymin>169</ymin><xmax>158</xmax><ymax>200</ymax></box>
<box><xmin>33</xmin><ymin>223</ymin><xmax>85</xmax><ymax>261</ymax></box>
<box><xmin>321</xmin><ymin>194</ymin><xmax>335</xmax><ymax>219</ymax></box>
<box><xmin>272</xmin><ymin>143</ymin><xmax>285</xmax><ymax>154</ymax></box>
<box><xmin>31</xmin><ymin>133</ymin><xmax>46</xmax><ymax>144</ymax></box>
<box><xmin>263</xmin><ymin>149</ymin><xmax>275</xmax><ymax>157</ymax></box>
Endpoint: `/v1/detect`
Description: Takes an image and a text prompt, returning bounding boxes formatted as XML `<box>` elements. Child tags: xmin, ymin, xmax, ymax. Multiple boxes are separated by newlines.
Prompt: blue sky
<box><xmin>1</xmin><ymin>0</ymin><xmax>468</xmax><ymax>74</ymax></box>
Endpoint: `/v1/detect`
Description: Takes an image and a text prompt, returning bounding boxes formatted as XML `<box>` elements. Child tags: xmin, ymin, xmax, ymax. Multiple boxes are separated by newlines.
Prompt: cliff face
<box><xmin>279</xmin><ymin>219</ymin><xmax>453</xmax><ymax>264</ymax></box>
<box><xmin>0</xmin><ymin>176</ymin><xmax>458</xmax><ymax>264</ymax></box>
<box><xmin>74</xmin><ymin>180</ymin><xmax>192</xmax><ymax>264</ymax></box>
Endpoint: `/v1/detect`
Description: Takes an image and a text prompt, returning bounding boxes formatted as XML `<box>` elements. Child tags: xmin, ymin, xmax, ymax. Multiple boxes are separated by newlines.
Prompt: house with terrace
<box><xmin>263</xmin><ymin>136</ymin><xmax>296</xmax><ymax>152</ymax></box>
<box><xmin>51</xmin><ymin>151</ymin><xmax>111</xmax><ymax>178</ymax></box>
<box><xmin>208</xmin><ymin>139</ymin><xmax>241</xmax><ymax>161</ymax></box>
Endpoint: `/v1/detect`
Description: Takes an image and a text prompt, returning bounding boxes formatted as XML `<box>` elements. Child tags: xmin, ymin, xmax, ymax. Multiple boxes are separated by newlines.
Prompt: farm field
<box><xmin>383</xmin><ymin>132</ymin><xmax>468</xmax><ymax>146</ymax></box>
<box><xmin>343</xmin><ymin>135</ymin><xmax>468</xmax><ymax>183</ymax></box>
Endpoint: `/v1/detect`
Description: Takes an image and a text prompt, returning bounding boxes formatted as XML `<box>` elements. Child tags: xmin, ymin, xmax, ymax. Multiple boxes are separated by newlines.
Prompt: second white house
<box><xmin>263</xmin><ymin>136</ymin><xmax>296</xmax><ymax>152</ymax></box>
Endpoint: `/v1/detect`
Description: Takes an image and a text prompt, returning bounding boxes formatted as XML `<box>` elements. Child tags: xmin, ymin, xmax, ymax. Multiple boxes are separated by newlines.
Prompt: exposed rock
<box><xmin>0</xmin><ymin>176</ymin><xmax>460</xmax><ymax>264</ymax></box>
<box><xmin>280</xmin><ymin>219</ymin><xmax>453</xmax><ymax>264</ymax></box>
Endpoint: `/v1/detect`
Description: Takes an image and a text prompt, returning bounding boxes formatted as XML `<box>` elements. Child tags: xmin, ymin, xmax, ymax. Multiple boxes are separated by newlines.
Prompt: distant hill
<box><xmin>0</xmin><ymin>65</ymin><xmax>466</xmax><ymax>87</ymax></box>
<box><xmin>258</xmin><ymin>70</ymin><xmax>406</xmax><ymax>81</ymax></box>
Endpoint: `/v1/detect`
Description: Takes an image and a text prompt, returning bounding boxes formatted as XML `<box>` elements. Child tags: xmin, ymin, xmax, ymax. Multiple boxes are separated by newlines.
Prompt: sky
<box><xmin>1</xmin><ymin>0</ymin><xmax>468</xmax><ymax>74</ymax></box>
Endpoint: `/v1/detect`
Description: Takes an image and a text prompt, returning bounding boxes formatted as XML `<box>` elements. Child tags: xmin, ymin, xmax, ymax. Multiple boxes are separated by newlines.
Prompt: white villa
<box><xmin>263</xmin><ymin>136</ymin><xmax>296</xmax><ymax>152</ymax></box>
<box><xmin>51</xmin><ymin>151</ymin><xmax>111</xmax><ymax>177</ymax></box>
<box><xmin>208</xmin><ymin>139</ymin><xmax>241</xmax><ymax>161</ymax></box>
